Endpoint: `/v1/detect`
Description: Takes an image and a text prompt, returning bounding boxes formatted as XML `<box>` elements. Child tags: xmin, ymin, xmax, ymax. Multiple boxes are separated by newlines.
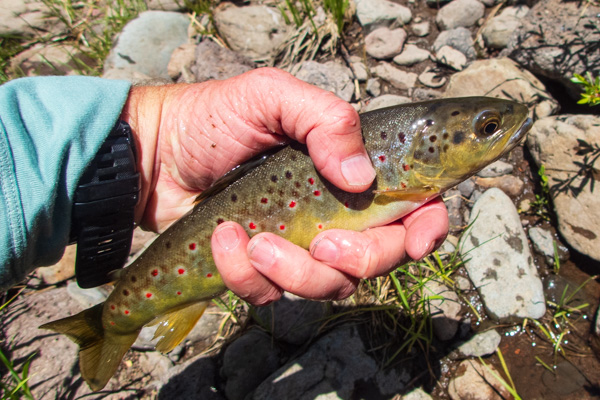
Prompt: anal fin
<box><xmin>148</xmin><ymin>301</ymin><xmax>209</xmax><ymax>353</ymax></box>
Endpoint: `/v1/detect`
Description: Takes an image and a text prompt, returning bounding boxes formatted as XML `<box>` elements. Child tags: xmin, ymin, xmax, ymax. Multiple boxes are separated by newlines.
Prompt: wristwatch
<box><xmin>70</xmin><ymin>120</ymin><xmax>140</xmax><ymax>288</ymax></box>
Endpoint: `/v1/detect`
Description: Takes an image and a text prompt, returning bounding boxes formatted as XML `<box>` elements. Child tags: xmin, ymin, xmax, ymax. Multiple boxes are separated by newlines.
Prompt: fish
<box><xmin>40</xmin><ymin>96</ymin><xmax>532</xmax><ymax>391</ymax></box>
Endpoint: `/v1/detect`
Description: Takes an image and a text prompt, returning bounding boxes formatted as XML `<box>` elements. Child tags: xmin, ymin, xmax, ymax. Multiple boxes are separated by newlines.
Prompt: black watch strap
<box><xmin>70</xmin><ymin>120</ymin><xmax>140</xmax><ymax>288</ymax></box>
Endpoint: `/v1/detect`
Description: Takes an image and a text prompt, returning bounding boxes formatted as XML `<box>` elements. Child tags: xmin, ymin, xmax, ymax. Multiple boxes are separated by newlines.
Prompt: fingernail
<box><xmin>418</xmin><ymin>240</ymin><xmax>435</xmax><ymax>260</ymax></box>
<box><xmin>249</xmin><ymin>237</ymin><xmax>276</xmax><ymax>271</ymax></box>
<box><xmin>311</xmin><ymin>237</ymin><xmax>339</xmax><ymax>264</ymax></box>
<box><xmin>341</xmin><ymin>154</ymin><xmax>376</xmax><ymax>186</ymax></box>
<box><xmin>214</xmin><ymin>225</ymin><xmax>240</xmax><ymax>251</ymax></box>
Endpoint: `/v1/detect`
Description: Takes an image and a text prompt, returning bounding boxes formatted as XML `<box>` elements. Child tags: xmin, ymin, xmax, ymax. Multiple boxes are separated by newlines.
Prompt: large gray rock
<box><xmin>526</xmin><ymin>115</ymin><xmax>600</xmax><ymax>261</ymax></box>
<box><xmin>433</xmin><ymin>27</ymin><xmax>476</xmax><ymax>60</ymax></box>
<box><xmin>103</xmin><ymin>11</ymin><xmax>190</xmax><ymax>81</ymax></box>
<box><xmin>460</xmin><ymin>188</ymin><xmax>546</xmax><ymax>321</ymax></box>
<box><xmin>436</xmin><ymin>0</ymin><xmax>485</xmax><ymax>30</ymax></box>
<box><xmin>292</xmin><ymin>61</ymin><xmax>355</xmax><ymax>102</ymax></box>
<box><xmin>213</xmin><ymin>3</ymin><xmax>290</xmax><ymax>62</ymax></box>
<box><xmin>481</xmin><ymin>5</ymin><xmax>529</xmax><ymax>49</ymax></box>
<box><xmin>355</xmin><ymin>0</ymin><xmax>412</xmax><ymax>31</ymax></box>
<box><xmin>222</xmin><ymin>330</ymin><xmax>280</xmax><ymax>400</ymax></box>
<box><xmin>444</xmin><ymin>58</ymin><xmax>558</xmax><ymax>119</ymax></box>
<box><xmin>505</xmin><ymin>0</ymin><xmax>600</xmax><ymax>100</ymax></box>
<box><xmin>252</xmin><ymin>326</ymin><xmax>378</xmax><ymax>399</ymax></box>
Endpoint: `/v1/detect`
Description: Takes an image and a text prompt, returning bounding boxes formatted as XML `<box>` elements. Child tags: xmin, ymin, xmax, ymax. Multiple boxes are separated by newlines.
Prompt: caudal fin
<box><xmin>39</xmin><ymin>304</ymin><xmax>139</xmax><ymax>391</ymax></box>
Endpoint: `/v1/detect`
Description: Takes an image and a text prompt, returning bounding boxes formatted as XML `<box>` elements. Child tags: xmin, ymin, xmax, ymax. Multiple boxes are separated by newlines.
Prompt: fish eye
<box><xmin>474</xmin><ymin>111</ymin><xmax>501</xmax><ymax>137</ymax></box>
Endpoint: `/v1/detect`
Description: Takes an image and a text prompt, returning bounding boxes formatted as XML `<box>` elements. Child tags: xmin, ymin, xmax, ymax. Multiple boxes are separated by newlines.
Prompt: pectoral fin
<box><xmin>148</xmin><ymin>301</ymin><xmax>209</xmax><ymax>353</ymax></box>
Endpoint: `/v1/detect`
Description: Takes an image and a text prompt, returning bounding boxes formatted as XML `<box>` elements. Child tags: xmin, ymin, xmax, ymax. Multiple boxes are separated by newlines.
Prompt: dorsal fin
<box><xmin>194</xmin><ymin>147</ymin><xmax>282</xmax><ymax>206</ymax></box>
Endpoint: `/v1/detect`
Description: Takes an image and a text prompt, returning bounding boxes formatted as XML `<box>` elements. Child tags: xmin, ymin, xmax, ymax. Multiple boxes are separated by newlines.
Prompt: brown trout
<box><xmin>41</xmin><ymin>97</ymin><xmax>531</xmax><ymax>390</ymax></box>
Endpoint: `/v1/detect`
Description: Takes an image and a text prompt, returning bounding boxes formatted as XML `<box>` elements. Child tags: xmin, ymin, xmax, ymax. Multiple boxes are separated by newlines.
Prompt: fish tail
<box><xmin>39</xmin><ymin>303</ymin><xmax>139</xmax><ymax>391</ymax></box>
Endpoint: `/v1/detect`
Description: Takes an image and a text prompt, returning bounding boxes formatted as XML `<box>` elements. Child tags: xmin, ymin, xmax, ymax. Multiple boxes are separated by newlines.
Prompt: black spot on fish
<box><xmin>295</xmin><ymin>181</ymin><xmax>301</xmax><ymax>188</ymax></box>
<box><xmin>278</xmin><ymin>189</ymin><xmax>285</xmax><ymax>197</ymax></box>
<box><xmin>277</xmin><ymin>200</ymin><xmax>284</xmax><ymax>207</ymax></box>
<box><xmin>130</xmin><ymin>276</ymin><xmax>137</xmax><ymax>283</ymax></box>
<box><xmin>414</xmin><ymin>151</ymin><xmax>422</xmax><ymax>160</ymax></box>
<box><xmin>443</xmin><ymin>133</ymin><xmax>449</xmax><ymax>140</ymax></box>
<box><xmin>429</xmin><ymin>135</ymin><xmax>437</xmax><ymax>143</ymax></box>
<box><xmin>443</xmin><ymin>144</ymin><xmax>449</xmax><ymax>152</ymax></box>
<box><xmin>398</xmin><ymin>132</ymin><xmax>406</xmax><ymax>143</ymax></box>
<box><xmin>285</xmin><ymin>171</ymin><xmax>293</xmax><ymax>179</ymax></box>
<box><xmin>451</xmin><ymin>110</ymin><xmax>460</xmax><ymax>116</ymax></box>
<box><xmin>380</xmin><ymin>131</ymin><xmax>387</xmax><ymax>140</ymax></box>
<box><xmin>231</xmin><ymin>194</ymin><xmax>237</xmax><ymax>202</ymax></box>
<box><xmin>267</xmin><ymin>187</ymin><xmax>274</xmax><ymax>194</ymax></box>
<box><xmin>453</xmin><ymin>131</ymin><xmax>465</xmax><ymax>144</ymax></box>
<box><xmin>425</xmin><ymin>119</ymin><xmax>434</xmax><ymax>126</ymax></box>
<box><xmin>428</xmin><ymin>147</ymin><xmax>435</xmax><ymax>153</ymax></box>
<box><xmin>165</xmin><ymin>241</ymin><xmax>172</xmax><ymax>249</ymax></box>
<box><xmin>123</xmin><ymin>289</ymin><xmax>130</xmax><ymax>296</ymax></box>
<box><xmin>217</xmin><ymin>218</ymin><xmax>224</xmax><ymax>224</ymax></box>
<box><xmin>270</xmin><ymin>175</ymin><xmax>278</xmax><ymax>183</ymax></box>
<box><xmin>291</xmin><ymin>154</ymin><xmax>297</xmax><ymax>161</ymax></box>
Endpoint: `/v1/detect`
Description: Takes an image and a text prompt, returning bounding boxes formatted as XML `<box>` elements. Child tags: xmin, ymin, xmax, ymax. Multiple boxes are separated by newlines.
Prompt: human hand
<box><xmin>121</xmin><ymin>68</ymin><xmax>449</xmax><ymax>305</ymax></box>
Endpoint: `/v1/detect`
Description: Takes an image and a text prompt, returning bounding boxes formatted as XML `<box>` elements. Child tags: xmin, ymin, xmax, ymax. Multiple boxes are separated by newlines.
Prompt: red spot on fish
<box><xmin>206</xmin><ymin>273</ymin><xmax>213</xmax><ymax>278</ymax></box>
<box><xmin>308</xmin><ymin>177</ymin><xmax>315</xmax><ymax>185</ymax></box>
<box><xmin>189</xmin><ymin>242</ymin><xmax>197</xmax><ymax>251</ymax></box>
<box><xmin>289</xmin><ymin>201</ymin><xmax>296</xmax><ymax>208</ymax></box>
<box><xmin>314</xmin><ymin>190</ymin><xmax>321</xmax><ymax>196</ymax></box>
<box><xmin>401</xmin><ymin>182</ymin><xmax>407</xmax><ymax>188</ymax></box>
<box><xmin>279</xmin><ymin>225</ymin><xmax>285</xmax><ymax>230</ymax></box>
<box><xmin>124</xmin><ymin>310</ymin><xmax>130</xmax><ymax>315</ymax></box>
<box><xmin>110</xmin><ymin>321</ymin><xmax>115</xmax><ymax>326</ymax></box>
<box><xmin>249</xmin><ymin>222</ymin><xmax>256</xmax><ymax>230</ymax></box>
<box><xmin>318</xmin><ymin>224</ymin><xmax>323</xmax><ymax>229</ymax></box>
<box><xmin>151</xmin><ymin>269</ymin><xmax>159</xmax><ymax>277</ymax></box>
<box><xmin>177</xmin><ymin>291</ymin><xmax>182</xmax><ymax>295</ymax></box>
<box><xmin>403</xmin><ymin>164</ymin><xmax>410</xmax><ymax>171</ymax></box>
<box><xmin>217</xmin><ymin>218</ymin><xmax>224</xmax><ymax>225</ymax></box>
<box><xmin>146</xmin><ymin>293</ymin><xmax>152</xmax><ymax>298</ymax></box>
<box><xmin>110</xmin><ymin>304</ymin><xmax>116</xmax><ymax>310</ymax></box>
<box><xmin>398</xmin><ymin>133</ymin><xmax>406</xmax><ymax>143</ymax></box>
<box><xmin>178</xmin><ymin>268</ymin><xmax>185</xmax><ymax>275</ymax></box>
<box><xmin>378</xmin><ymin>155</ymin><xmax>386</xmax><ymax>162</ymax></box>
<box><xmin>261</xmin><ymin>197</ymin><xmax>268</xmax><ymax>204</ymax></box>
<box><xmin>344</xmin><ymin>201</ymin><xmax>349</xmax><ymax>208</ymax></box>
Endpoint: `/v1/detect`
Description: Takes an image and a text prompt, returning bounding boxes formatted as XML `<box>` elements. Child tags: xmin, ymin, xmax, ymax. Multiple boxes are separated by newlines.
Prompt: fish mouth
<box><xmin>507</xmin><ymin>117</ymin><xmax>533</xmax><ymax>151</ymax></box>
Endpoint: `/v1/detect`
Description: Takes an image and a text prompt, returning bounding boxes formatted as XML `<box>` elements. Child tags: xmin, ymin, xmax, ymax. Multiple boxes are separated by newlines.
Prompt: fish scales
<box><xmin>40</xmin><ymin>97</ymin><xmax>532</xmax><ymax>391</ymax></box>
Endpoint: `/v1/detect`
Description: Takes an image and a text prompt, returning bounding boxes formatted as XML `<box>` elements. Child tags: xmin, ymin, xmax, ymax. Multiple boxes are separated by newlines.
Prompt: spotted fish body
<box><xmin>41</xmin><ymin>97</ymin><xmax>531</xmax><ymax>390</ymax></box>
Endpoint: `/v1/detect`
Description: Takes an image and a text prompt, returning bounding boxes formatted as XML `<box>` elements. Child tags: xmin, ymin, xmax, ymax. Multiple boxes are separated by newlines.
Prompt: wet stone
<box><xmin>449</xmin><ymin>360</ymin><xmax>511</xmax><ymax>400</ymax></box>
<box><xmin>452</xmin><ymin>329</ymin><xmax>502</xmax><ymax>358</ymax></box>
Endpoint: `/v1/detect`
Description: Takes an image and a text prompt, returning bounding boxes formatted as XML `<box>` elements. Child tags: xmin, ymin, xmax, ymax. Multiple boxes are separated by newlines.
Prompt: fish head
<box><xmin>406</xmin><ymin>96</ymin><xmax>532</xmax><ymax>191</ymax></box>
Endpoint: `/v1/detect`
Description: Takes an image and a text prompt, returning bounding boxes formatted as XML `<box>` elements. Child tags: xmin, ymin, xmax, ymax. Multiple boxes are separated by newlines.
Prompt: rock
<box><xmin>139</xmin><ymin>352</ymin><xmax>173</xmax><ymax>381</ymax></box>
<box><xmin>457</xmin><ymin>178</ymin><xmax>476</xmax><ymax>198</ymax></box>
<box><xmin>435</xmin><ymin>45</ymin><xmax>467</xmax><ymax>71</ymax></box>
<box><xmin>213</xmin><ymin>3</ymin><xmax>289</xmax><ymax>62</ymax></box>
<box><xmin>455</xmin><ymin>276</ymin><xmax>471</xmax><ymax>291</ymax></box>
<box><xmin>255</xmin><ymin>292</ymin><xmax>329</xmax><ymax>345</ymax></box>
<box><xmin>393</xmin><ymin>44</ymin><xmax>431</xmax><ymax>66</ymax></box>
<box><xmin>10</xmin><ymin>44</ymin><xmax>96</xmax><ymax>77</ymax></box>
<box><xmin>252</xmin><ymin>326</ymin><xmax>378</xmax><ymax>399</ymax></box>
<box><xmin>436</xmin><ymin>0</ymin><xmax>485</xmax><ymax>30</ymax></box>
<box><xmin>403</xmin><ymin>387</ymin><xmax>434</xmax><ymax>400</ymax></box>
<box><xmin>363</xmin><ymin>94</ymin><xmax>412</xmax><ymax>112</ymax></box>
<box><xmin>366</xmin><ymin>78</ymin><xmax>381</xmax><ymax>97</ymax></box>
<box><xmin>411</xmin><ymin>21</ymin><xmax>430</xmax><ymax>37</ymax></box>
<box><xmin>222</xmin><ymin>330</ymin><xmax>280</xmax><ymax>400</ymax></box>
<box><xmin>157</xmin><ymin>353</ymin><xmax>224</xmax><ymax>399</ymax></box>
<box><xmin>444</xmin><ymin>189</ymin><xmax>464</xmax><ymax>230</ymax></box>
<box><xmin>448</xmin><ymin>360</ymin><xmax>511</xmax><ymax>400</ymax></box>
<box><xmin>433</xmin><ymin>27</ymin><xmax>476</xmax><ymax>60</ymax></box>
<box><xmin>349</xmin><ymin>55</ymin><xmax>369</xmax><ymax>81</ymax></box>
<box><xmin>482</xmin><ymin>14</ymin><xmax>523</xmax><ymax>50</ymax></box>
<box><xmin>103</xmin><ymin>11</ymin><xmax>190</xmax><ymax>81</ymax></box>
<box><xmin>66</xmin><ymin>281</ymin><xmax>110</xmax><ymax>308</ymax></box>
<box><xmin>477</xmin><ymin>160</ymin><xmax>514</xmax><ymax>177</ymax></box>
<box><xmin>418</xmin><ymin>67</ymin><xmax>447</xmax><ymax>88</ymax></box>
<box><xmin>453</xmin><ymin>329</ymin><xmax>502</xmax><ymax>358</ymax></box>
<box><xmin>460</xmin><ymin>188</ymin><xmax>546</xmax><ymax>321</ymax></box>
<box><xmin>412</xmin><ymin>88</ymin><xmax>443</xmax><ymax>102</ymax></box>
<box><xmin>146</xmin><ymin>0</ymin><xmax>183</xmax><ymax>11</ymax></box>
<box><xmin>190</xmin><ymin>39</ymin><xmax>254</xmax><ymax>83</ymax></box>
<box><xmin>526</xmin><ymin>115</ymin><xmax>600</xmax><ymax>261</ymax></box>
<box><xmin>505</xmin><ymin>0</ymin><xmax>600</xmax><ymax>100</ymax></box>
<box><xmin>131</xmin><ymin>227</ymin><xmax>159</xmax><ymax>255</ymax></box>
<box><xmin>293</xmin><ymin>61</ymin><xmax>355</xmax><ymax>102</ymax></box>
<box><xmin>438</xmin><ymin>235</ymin><xmax>458</xmax><ymax>259</ymax></box>
<box><xmin>444</xmin><ymin>58</ymin><xmax>558</xmax><ymax>119</ymax></box>
<box><xmin>167</xmin><ymin>43</ymin><xmax>197</xmax><ymax>82</ymax></box>
<box><xmin>375</xmin><ymin>366</ymin><xmax>411</xmax><ymax>396</ymax></box>
<box><xmin>528</xmin><ymin>227</ymin><xmax>569</xmax><ymax>265</ymax></box>
<box><xmin>372</xmin><ymin>62</ymin><xmax>418</xmax><ymax>91</ymax></box>
<box><xmin>423</xmin><ymin>279</ymin><xmax>461</xmax><ymax>341</ymax></box>
<box><xmin>365</xmin><ymin>27</ymin><xmax>407</xmax><ymax>59</ymax></box>
<box><xmin>0</xmin><ymin>0</ymin><xmax>58</xmax><ymax>37</ymax></box>
<box><xmin>354</xmin><ymin>0</ymin><xmax>412</xmax><ymax>31</ymax></box>
<box><xmin>35</xmin><ymin>244</ymin><xmax>76</xmax><ymax>284</ymax></box>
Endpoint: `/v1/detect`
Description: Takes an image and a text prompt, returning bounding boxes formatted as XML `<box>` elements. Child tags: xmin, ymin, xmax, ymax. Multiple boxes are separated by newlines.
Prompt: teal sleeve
<box><xmin>0</xmin><ymin>76</ymin><xmax>132</xmax><ymax>290</ymax></box>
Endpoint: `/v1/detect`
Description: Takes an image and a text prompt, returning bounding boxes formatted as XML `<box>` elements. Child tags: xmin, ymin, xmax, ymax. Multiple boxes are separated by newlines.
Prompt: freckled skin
<box><xmin>100</xmin><ymin>97</ymin><xmax>530</xmax><ymax>337</ymax></box>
